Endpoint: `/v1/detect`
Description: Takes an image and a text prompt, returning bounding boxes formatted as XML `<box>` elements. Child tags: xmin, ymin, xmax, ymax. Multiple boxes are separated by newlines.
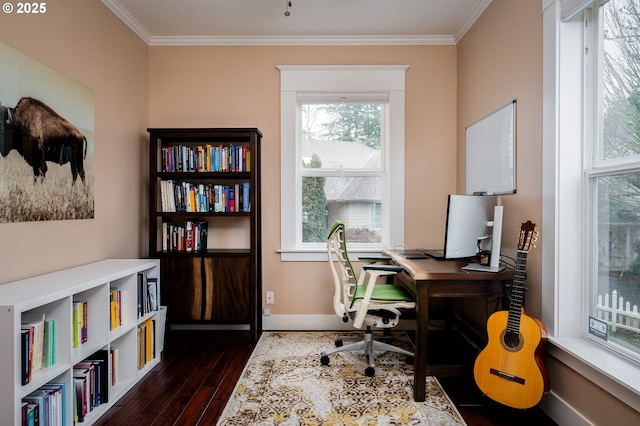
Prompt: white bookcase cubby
<box><xmin>0</xmin><ymin>259</ymin><xmax>162</xmax><ymax>425</ymax></box>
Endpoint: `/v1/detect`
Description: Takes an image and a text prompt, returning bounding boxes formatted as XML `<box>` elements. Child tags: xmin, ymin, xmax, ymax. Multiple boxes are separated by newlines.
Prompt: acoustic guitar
<box><xmin>473</xmin><ymin>221</ymin><xmax>549</xmax><ymax>409</ymax></box>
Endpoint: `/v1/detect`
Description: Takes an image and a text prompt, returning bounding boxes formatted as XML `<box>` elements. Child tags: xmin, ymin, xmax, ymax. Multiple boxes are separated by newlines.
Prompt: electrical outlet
<box><xmin>266</xmin><ymin>291</ymin><xmax>275</xmax><ymax>304</ymax></box>
<box><xmin>263</xmin><ymin>308</ymin><xmax>271</xmax><ymax>316</ymax></box>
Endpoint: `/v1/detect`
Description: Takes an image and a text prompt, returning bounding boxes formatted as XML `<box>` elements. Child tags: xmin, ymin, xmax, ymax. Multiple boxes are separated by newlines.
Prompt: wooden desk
<box><xmin>383</xmin><ymin>249</ymin><xmax>514</xmax><ymax>402</ymax></box>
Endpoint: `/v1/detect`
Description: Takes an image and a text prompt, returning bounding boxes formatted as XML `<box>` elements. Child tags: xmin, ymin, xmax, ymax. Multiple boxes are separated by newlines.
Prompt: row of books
<box><xmin>161</xmin><ymin>143</ymin><xmax>250</xmax><ymax>173</ymax></box>
<box><xmin>159</xmin><ymin>180</ymin><xmax>251</xmax><ymax>213</ymax></box>
<box><xmin>20</xmin><ymin>348</ymin><xmax>119</xmax><ymax>426</ymax></box>
<box><xmin>73</xmin><ymin>350</ymin><xmax>110</xmax><ymax>423</ymax></box>
<box><xmin>21</xmin><ymin>313</ymin><xmax>55</xmax><ymax>385</ymax></box>
<box><xmin>162</xmin><ymin>219</ymin><xmax>208</xmax><ymax>252</ymax></box>
<box><xmin>137</xmin><ymin>272</ymin><xmax>159</xmax><ymax>319</ymax></box>
<box><xmin>22</xmin><ymin>381</ymin><xmax>65</xmax><ymax>426</ymax></box>
<box><xmin>137</xmin><ymin>318</ymin><xmax>156</xmax><ymax>369</ymax></box>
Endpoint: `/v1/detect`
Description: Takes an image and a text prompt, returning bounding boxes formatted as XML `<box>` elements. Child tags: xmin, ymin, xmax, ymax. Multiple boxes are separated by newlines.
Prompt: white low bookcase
<box><xmin>0</xmin><ymin>259</ymin><xmax>162</xmax><ymax>425</ymax></box>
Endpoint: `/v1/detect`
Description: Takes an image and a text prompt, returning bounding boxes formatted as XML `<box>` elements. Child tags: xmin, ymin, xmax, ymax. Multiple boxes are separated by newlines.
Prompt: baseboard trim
<box><xmin>539</xmin><ymin>390</ymin><xmax>592</xmax><ymax>426</ymax></box>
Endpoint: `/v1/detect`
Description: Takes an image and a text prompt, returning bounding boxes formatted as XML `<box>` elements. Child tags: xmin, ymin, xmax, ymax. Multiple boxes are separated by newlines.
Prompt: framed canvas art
<box><xmin>0</xmin><ymin>42</ymin><xmax>94</xmax><ymax>222</ymax></box>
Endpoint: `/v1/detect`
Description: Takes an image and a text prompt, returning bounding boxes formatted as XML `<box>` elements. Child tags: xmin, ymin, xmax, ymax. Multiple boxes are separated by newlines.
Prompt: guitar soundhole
<box><xmin>500</xmin><ymin>330</ymin><xmax>524</xmax><ymax>352</ymax></box>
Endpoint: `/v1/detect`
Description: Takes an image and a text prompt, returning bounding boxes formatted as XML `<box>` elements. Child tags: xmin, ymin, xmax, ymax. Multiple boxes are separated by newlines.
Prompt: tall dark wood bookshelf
<box><xmin>148</xmin><ymin>128</ymin><xmax>262</xmax><ymax>342</ymax></box>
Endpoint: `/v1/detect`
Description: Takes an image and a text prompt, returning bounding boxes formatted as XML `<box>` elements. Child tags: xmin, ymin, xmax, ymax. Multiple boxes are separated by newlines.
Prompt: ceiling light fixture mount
<box><xmin>284</xmin><ymin>0</ymin><xmax>292</xmax><ymax>17</ymax></box>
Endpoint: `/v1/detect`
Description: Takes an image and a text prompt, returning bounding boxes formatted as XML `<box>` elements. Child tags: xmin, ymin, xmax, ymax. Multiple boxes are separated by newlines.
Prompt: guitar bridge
<box><xmin>489</xmin><ymin>368</ymin><xmax>526</xmax><ymax>385</ymax></box>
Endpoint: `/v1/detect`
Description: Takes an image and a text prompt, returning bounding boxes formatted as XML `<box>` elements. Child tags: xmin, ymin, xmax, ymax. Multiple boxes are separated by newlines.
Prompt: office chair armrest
<box><xmin>357</xmin><ymin>264</ymin><xmax>401</xmax><ymax>285</ymax></box>
<box><xmin>353</xmin><ymin>267</ymin><xmax>401</xmax><ymax>328</ymax></box>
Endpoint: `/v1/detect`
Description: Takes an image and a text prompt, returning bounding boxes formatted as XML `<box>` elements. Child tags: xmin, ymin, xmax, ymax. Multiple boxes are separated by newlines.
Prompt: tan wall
<box><xmin>148</xmin><ymin>45</ymin><xmax>458</xmax><ymax>315</ymax></box>
<box><xmin>456</xmin><ymin>0</ymin><xmax>544</xmax><ymax>320</ymax></box>
<box><xmin>0</xmin><ymin>0</ymin><xmax>149</xmax><ymax>284</ymax></box>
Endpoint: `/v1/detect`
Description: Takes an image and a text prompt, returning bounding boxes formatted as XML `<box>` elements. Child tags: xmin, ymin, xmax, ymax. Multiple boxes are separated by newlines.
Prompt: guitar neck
<box><xmin>507</xmin><ymin>249</ymin><xmax>528</xmax><ymax>333</ymax></box>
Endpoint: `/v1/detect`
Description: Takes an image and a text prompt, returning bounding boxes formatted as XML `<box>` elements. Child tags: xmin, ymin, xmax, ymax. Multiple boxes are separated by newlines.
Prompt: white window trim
<box><xmin>542</xmin><ymin>0</ymin><xmax>640</xmax><ymax>411</ymax></box>
<box><xmin>277</xmin><ymin>65</ymin><xmax>407</xmax><ymax>261</ymax></box>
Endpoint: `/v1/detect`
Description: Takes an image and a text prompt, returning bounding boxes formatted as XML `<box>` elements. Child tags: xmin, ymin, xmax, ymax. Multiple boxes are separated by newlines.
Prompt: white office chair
<box><xmin>320</xmin><ymin>221</ymin><xmax>415</xmax><ymax>377</ymax></box>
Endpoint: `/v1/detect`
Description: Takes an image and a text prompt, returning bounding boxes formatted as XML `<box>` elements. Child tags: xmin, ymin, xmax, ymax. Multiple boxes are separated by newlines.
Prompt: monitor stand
<box><xmin>462</xmin><ymin>205</ymin><xmax>505</xmax><ymax>273</ymax></box>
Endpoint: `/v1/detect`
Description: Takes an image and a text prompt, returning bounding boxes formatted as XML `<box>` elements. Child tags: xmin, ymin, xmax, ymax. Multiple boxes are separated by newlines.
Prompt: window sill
<box><xmin>547</xmin><ymin>336</ymin><xmax>640</xmax><ymax>409</ymax></box>
<box><xmin>278</xmin><ymin>248</ymin><xmax>383</xmax><ymax>262</ymax></box>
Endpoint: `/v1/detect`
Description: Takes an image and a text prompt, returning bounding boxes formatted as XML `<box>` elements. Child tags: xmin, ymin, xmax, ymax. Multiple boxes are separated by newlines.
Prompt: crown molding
<box><xmin>102</xmin><ymin>0</ymin><xmax>152</xmax><ymax>44</ymax></box>
<box><xmin>453</xmin><ymin>0</ymin><xmax>493</xmax><ymax>42</ymax></box>
<box><xmin>146</xmin><ymin>35</ymin><xmax>455</xmax><ymax>46</ymax></box>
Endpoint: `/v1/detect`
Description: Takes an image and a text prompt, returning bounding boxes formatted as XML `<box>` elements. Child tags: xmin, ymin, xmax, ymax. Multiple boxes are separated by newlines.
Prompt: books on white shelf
<box><xmin>21</xmin><ymin>312</ymin><xmax>56</xmax><ymax>385</ymax></box>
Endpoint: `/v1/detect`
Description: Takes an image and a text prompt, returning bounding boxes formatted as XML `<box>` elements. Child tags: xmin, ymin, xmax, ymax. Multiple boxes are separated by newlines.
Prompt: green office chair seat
<box><xmin>352</xmin><ymin>284</ymin><xmax>413</xmax><ymax>304</ymax></box>
<box><xmin>321</xmin><ymin>220</ymin><xmax>416</xmax><ymax>377</ymax></box>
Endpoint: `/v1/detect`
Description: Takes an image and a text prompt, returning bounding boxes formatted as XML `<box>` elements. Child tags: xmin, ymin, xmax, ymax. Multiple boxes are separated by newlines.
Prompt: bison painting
<box><xmin>5</xmin><ymin>97</ymin><xmax>87</xmax><ymax>183</ymax></box>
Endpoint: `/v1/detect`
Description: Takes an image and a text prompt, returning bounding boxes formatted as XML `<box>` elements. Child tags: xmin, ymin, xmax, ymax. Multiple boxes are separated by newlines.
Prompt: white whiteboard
<box><xmin>465</xmin><ymin>100</ymin><xmax>516</xmax><ymax>195</ymax></box>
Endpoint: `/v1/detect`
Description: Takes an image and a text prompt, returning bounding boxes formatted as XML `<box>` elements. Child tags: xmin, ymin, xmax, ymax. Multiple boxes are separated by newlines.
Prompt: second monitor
<box><xmin>443</xmin><ymin>194</ymin><xmax>498</xmax><ymax>260</ymax></box>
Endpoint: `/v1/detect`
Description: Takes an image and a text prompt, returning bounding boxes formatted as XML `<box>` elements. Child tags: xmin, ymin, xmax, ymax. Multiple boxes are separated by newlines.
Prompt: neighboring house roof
<box><xmin>301</xmin><ymin>139</ymin><xmax>381</xmax><ymax>202</ymax></box>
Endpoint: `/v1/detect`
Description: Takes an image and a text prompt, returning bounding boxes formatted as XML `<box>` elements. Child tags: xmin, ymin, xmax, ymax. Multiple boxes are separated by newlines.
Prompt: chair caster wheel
<box><xmin>406</xmin><ymin>356</ymin><xmax>414</xmax><ymax>365</ymax></box>
<box><xmin>365</xmin><ymin>367</ymin><xmax>375</xmax><ymax>377</ymax></box>
<box><xmin>335</xmin><ymin>339</ymin><xmax>343</xmax><ymax>347</ymax></box>
<box><xmin>320</xmin><ymin>355</ymin><xmax>330</xmax><ymax>366</ymax></box>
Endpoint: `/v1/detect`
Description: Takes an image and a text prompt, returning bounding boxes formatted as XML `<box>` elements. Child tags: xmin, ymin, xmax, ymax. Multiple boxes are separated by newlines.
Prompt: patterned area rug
<box><xmin>217</xmin><ymin>331</ymin><xmax>466</xmax><ymax>425</ymax></box>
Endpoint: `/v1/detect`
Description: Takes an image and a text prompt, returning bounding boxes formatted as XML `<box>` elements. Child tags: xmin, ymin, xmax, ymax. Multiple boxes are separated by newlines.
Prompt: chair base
<box><xmin>320</xmin><ymin>328</ymin><xmax>414</xmax><ymax>377</ymax></box>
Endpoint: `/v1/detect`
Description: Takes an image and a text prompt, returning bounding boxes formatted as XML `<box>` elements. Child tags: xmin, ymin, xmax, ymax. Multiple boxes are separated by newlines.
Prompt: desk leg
<box><xmin>413</xmin><ymin>283</ymin><xmax>428</xmax><ymax>402</ymax></box>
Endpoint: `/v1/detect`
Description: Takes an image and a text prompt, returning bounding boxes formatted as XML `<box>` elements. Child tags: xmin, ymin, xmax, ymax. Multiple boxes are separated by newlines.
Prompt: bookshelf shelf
<box><xmin>155</xmin><ymin>171</ymin><xmax>252</xmax><ymax>179</ymax></box>
<box><xmin>155</xmin><ymin>248</ymin><xmax>252</xmax><ymax>256</ymax></box>
<box><xmin>0</xmin><ymin>259</ymin><xmax>162</xmax><ymax>426</ymax></box>
<box><xmin>152</xmin><ymin>211</ymin><xmax>252</xmax><ymax>218</ymax></box>
<box><xmin>148</xmin><ymin>128</ymin><xmax>262</xmax><ymax>342</ymax></box>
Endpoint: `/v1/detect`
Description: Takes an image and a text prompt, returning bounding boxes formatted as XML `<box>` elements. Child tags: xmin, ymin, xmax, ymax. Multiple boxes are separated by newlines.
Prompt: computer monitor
<box><xmin>444</xmin><ymin>194</ymin><xmax>498</xmax><ymax>259</ymax></box>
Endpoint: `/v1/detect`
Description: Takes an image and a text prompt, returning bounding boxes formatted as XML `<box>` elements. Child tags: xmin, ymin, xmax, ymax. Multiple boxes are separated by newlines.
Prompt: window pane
<box><xmin>592</xmin><ymin>171</ymin><xmax>640</xmax><ymax>353</ymax></box>
<box><xmin>600</xmin><ymin>0</ymin><xmax>640</xmax><ymax>161</ymax></box>
<box><xmin>371</xmin><ymin>203</ymin><xmax>382</xmax><ymax>230</ymax></box>
<box><xmin>300</xmin><ymin>103</ymin><xmax>383</xmax><ymax>170</ymax></box>
<box><xmin>302</xmin><ymin>176</ymin><xmax>382</xmax><ymax>244</ymax></box>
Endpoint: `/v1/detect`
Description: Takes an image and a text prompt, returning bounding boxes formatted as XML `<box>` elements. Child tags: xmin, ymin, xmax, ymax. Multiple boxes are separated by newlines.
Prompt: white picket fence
<box><xmin>596</xmin><ymin>290</ymin><xmax>640</xmax><ymax>333</ymax></box>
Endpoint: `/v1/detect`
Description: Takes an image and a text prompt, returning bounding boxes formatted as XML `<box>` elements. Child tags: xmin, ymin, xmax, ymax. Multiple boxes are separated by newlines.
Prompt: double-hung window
<box><xmin>543</xmin><ymin>0</ymin><xmax>640</xmax><ymax>400</ymax></box>
<box><xmin>278</xmin><ymin>66</ymin><xmax>407</xmax><ymax>261</ymax></box>
<box><xmin>586</xmin><ymin>0</ymin><xmax>640</xmax><ymax>359</ymax></box>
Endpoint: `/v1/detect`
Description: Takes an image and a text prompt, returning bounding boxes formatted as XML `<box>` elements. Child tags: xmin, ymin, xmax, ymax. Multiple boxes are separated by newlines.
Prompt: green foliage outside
<box><xmin>301</xmin><ymin>103</ymin><xmax>382</xmax><ymax>149</ymax></box>
<box><xmin>302</xmin><ymin>154</ymin><xmax>328</xmax><ymax>243</ymax></box>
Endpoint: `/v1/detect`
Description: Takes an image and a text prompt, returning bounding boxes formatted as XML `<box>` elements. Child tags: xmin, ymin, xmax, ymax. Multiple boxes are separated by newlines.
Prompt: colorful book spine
<box><xmin>21</xmin><ymin>312</ymin><xmax>46</xmax><ymax>381</ymax></box>
<box><xmin>161</xmin><ymin>144</ymin><xmax>250</xmax><ymax>172</ymax></box>
<box><xmin>72</xmin><ymin>300</ymin><xmax>88</xmax><ymax>347</ymax></box>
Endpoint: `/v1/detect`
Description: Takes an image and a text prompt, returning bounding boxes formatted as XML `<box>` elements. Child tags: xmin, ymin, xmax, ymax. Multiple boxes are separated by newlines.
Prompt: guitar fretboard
<box><xmin>506</xmin><ymin>249</ymin><xmax>528</xmax><ymax>334</ymax></box>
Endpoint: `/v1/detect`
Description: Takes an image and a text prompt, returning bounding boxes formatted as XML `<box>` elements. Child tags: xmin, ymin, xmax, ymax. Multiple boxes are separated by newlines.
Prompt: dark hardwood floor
<box><xmin>94</xmin><ymin>330</ymin><xmax>557</xmax><ymax>425</ymax></box>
